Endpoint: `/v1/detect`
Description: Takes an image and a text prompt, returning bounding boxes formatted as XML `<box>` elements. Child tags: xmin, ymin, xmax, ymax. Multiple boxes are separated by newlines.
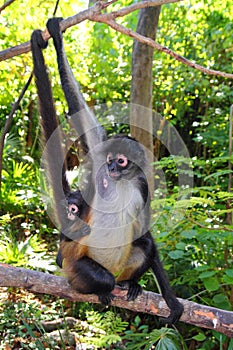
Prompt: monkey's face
<box><xmin>106</xmin><ymin>152</ymin><xmax>129</xmax><ymax>180</ymax></box>
<box><xmin>100</xmin><ymin>135</ymin><xmax>146</xmax><ymax>181</ymax></box>
<box><xmin>66</xmin><ymin>190</ymin><xmax>83</xmax><ymax>221</ymax></box>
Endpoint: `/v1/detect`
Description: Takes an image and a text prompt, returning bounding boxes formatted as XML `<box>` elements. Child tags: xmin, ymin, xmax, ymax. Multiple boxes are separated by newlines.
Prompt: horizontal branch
<box><xmin>1</xmin><ymin>0</ymin><xmax>232</xmax><ymax>79</ymax></box>
<box><xmin>0</xmin><ymin>0</ymin><xmax>176</xmax><ymax>61</ymax></box>
<box><xmin>107</xmin><ymin>0</ymin><xmax>183</xmax><ymax>19</ymax></box>
<box><xmin>0</xmin><ymin>263</ymin><xmax>232</xmax><ymax>337</ymax></box>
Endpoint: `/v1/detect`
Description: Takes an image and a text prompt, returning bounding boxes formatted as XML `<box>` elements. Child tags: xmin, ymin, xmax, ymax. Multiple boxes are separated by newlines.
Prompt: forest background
<box><xmin>0</xmin><ymin>0</ymin><xmax>233</xmax><ymax>349</ymax></box>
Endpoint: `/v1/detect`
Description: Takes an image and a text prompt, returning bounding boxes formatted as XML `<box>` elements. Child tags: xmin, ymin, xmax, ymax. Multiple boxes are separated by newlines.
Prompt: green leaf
<box><xmin>175</xmin><ymin>242</ymin><xmax>186</xmax><ymax>250</ymax></box>
<box><xmin>203</xmin><ymin>277</ymin><xmax>220</xmax><ymax>291</ymax></box>
<box><xmin>213</xmin><ymin>293</ymin><xmax>231</xmax><ymax>310</ymax></box>
<box><xmin>199</xmin><ymin>270</ymin><xmax>216</xmax><ymax>279</ymax></box>
<box><xmin>156</xmin><ymin>336</ymin><xmax>180</xmax><ymax>350</ymax></box>
<box><xmin>225</xmin><ymin>269</ymin><xmax>233</xmax><ymax>277</ymax></box>
<box><xmin>168</xmin><ymin>250</ymin><xmax>184</xmax><ymax>260</ymax></box>
<box><xmin>223</xmin><ymin>274</ymin><xmax>233</xmax><ymax>284</ymax></box>
<box><xmin>192</xmin><ymin>332</ymin><xmax>206</xmax><ymax>341</ymax></box>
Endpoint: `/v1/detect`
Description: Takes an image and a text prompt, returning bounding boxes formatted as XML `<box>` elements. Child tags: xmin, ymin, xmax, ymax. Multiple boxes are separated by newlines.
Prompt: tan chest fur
<box><xmin>82</xmin><ymin>179</ymin><xmax>143</xmax><ymax>274</ymax></box>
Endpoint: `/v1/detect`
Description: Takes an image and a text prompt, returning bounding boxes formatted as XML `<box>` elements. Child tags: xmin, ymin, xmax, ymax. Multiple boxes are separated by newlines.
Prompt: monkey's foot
<box><xmin>98</xmin><ymin>293</ymin><xmax>115</xmax><ymax>306</ymax></box>
<box><xmin>117</xmin><ymin>280</ymin><xmax>142</xmax><ymax>301</ymax></box>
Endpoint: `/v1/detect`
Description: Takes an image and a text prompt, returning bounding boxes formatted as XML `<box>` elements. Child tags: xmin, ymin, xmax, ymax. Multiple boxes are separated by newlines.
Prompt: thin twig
<box><xmin>187</xmin><ymin>214</ymin><xmax>233</xmax><ymax>232</ymax></box>
<box><xmin>0</xmin><ymin>73</ymin><xmax>33</xmax><ymax>193</ymax></box>
<box><xmin>53</xmin><ymin>0</ymin><xmax>60</xmax><ymax>16</ymax></box>
<box><xmin>227</xmin><ymin>105</ymin><xmax>233</xmax><ymax>224</ymax></box>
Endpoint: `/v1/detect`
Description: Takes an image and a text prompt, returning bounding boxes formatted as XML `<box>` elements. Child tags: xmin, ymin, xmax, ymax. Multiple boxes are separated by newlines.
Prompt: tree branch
<box><xmin>0</xmin><ymin>0</ymin><xmax>16</xmax><ymax>13</ymax></box>
<box><xmin>0</xmin><ymin>0</ymin><xmax>172</xmax><ymax>61</ymax></box>
<box><xmin>89</xmin><ymin>16</ymin><xmax>233</xmax><ymax>79</ymax></box>
<box><xmin>0</xmin><ymin>263</ymin><xmax>232</xmax><ymax>337</ymax></box>
<box><xmin>0</xmin><ymin>73</ymin><xmax>33</xmax><ymax>193</ymax></box>
<box><xmin>0</xmin><ymin>0</ymin><xmax>232</xmax><ymax>79</ymax></box>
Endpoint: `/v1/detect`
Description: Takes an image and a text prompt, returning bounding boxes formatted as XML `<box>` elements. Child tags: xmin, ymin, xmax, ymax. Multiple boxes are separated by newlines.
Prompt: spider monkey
<box><xmin>31</xmin><ymin>18</ymin><xmax>184</xmax><ymax>324</ymax></box>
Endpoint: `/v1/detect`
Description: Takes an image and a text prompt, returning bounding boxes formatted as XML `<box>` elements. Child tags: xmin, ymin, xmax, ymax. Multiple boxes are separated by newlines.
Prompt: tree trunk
<box><xmin>130</xmin><ymin>5</ymin><xmax>161</xmax><ymax>193</ymax></box>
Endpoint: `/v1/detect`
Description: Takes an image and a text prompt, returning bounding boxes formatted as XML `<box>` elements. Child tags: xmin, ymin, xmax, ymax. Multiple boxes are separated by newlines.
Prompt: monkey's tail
<box><xmin>31</xmin><ymin>30</ymin><xmax>70</xmax><ymax>228</ymax></box>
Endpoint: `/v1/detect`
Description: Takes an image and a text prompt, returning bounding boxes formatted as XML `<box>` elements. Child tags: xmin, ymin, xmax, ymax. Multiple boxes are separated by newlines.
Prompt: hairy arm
<box><xmin>46</xmin><ymin>18</ymin><xmax>107</xmax><ymax>154</ymax></box>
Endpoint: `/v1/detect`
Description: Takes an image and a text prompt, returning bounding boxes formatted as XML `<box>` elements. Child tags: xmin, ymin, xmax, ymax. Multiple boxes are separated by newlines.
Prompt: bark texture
<box><xmin>0</xmin><ymin>263</ymin><xmax>233</xmax><ymax>338</ymax></box>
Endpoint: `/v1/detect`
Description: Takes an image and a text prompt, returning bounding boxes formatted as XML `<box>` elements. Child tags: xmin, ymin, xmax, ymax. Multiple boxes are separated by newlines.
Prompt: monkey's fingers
<box><xmin>98</xmin><ymin>293</ymin><xmax>115</xmax><ymax>306</ymax></box>
<box><xmin>116</xmin><ymin>280</ymin><xmax>143</xmax><ymax>301</ymax></box>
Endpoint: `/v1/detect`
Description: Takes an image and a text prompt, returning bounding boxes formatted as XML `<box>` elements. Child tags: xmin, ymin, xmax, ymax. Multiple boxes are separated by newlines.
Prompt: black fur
<box><xmin>31</xmin><ymin>30</ymin><xmax>90</xmax><ymax>266</ymax></box>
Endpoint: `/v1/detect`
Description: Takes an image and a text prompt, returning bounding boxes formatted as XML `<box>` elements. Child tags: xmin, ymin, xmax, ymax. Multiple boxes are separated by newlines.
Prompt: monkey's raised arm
<box><xmin>46</xmin><ymin>18</ymin><xmax>107</xmax><ymax>153</ymax></box>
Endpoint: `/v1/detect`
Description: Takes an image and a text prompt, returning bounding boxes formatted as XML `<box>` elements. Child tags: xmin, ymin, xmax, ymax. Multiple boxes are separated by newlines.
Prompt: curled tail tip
<box><xmin>31</xmin><ymin>29</ymin><xmax>48</xmax><ymax>50</ymax></box>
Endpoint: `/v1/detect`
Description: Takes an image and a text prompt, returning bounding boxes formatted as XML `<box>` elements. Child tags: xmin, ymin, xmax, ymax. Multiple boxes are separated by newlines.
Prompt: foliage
<box><xmin>0</xmin><ymin>147</ymin><xmax>57</xmax><ymax>272</ymax></box>
<box><xmin>0</xmin><ymin>292</ymin><xmax>68</xmax><ymax>350</ymax></box>
<box><xmin>0</xmin><ymin>234</ymin><xmax>55</xmax><ymax>271</ymax></box>
<box><xmin>77</xmin><ymin>310</ymin><xmax>128</xmax><ymax>348</ymax></box>
<box><xmin>149</xmin><ymin>154</ymin><xmax>233</xmax><ymax>349</ymax></box>
<box><xmin>154</xmin><ymin>0</ymin><xmax>233</xmax><ymax>157</ymax></box>
<box><xmin>124</xmin><ymin>326</ymin><xmax>187</xmax><ymax>350</ymax></box>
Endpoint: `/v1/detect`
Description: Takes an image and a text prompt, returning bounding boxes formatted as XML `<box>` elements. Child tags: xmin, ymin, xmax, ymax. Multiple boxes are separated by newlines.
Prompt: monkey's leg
<box><xmin>64</xmin><ymin>256</ymin><xmax>115</xmax><ymax>305</ymax></box>
<box><xmin>116</xmin><ymin>232</ymin><xmax>154</xmax><ymax>300</ymax></box>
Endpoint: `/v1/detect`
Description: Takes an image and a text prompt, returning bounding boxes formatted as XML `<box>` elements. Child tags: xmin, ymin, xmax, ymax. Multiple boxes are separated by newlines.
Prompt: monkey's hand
<box><xmin>80</xmin><ymin>222</ymin><xmax>91</xmax><ymax>236</ymax></box>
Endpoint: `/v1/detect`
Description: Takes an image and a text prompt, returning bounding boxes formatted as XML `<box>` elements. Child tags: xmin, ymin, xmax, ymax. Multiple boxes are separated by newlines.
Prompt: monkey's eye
<box><xmin>117</xmin><ymin>154</ymin><xmax>128</xmax><ymax>167</ymax></box>
<box><xmin>106</xmin><ymin>153</ymin><xmax>113</xmax><ymax>164</ymax></box>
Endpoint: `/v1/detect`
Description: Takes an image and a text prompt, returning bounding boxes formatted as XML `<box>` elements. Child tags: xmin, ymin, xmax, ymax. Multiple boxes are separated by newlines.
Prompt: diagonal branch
<box><xmin>0</xmin><ymin>1</ymin><xmax>106</xmax><ymax>61</ymax></box>
<box><xmin>89</xmin><ymin>15</ymin><xmax>233</xmax><ymax>79</ymax></box>
<box><xmin>0</xmin><ymin>0</ymin><xmax>16</xmax><ymax>13</ymax></box>
<box><xmin>0</xmin><ymin>73</ymin><xmax>33</xmax><ymax>193</ymax></box>
<box><xmin>0</xmin><ymin>263</ymin><xmax>233</xmax><ymax>338</ymax></box>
